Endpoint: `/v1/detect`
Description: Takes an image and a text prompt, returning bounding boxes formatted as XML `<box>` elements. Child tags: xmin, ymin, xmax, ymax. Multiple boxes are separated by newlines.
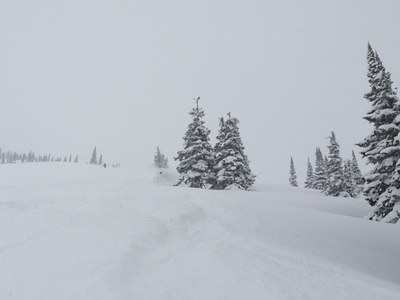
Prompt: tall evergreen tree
<box><xmin>313</xmin><ymin>147</ymin><xmax>326</xmax><ymax>190</ymax></box>
<box><xmin>289</xmin><ymin>157</ymin><xmax>298</xmax><ymax>187</ymax></box>
<box><xmin>304</xmin><ymin>158</ymin><xmax>314</xmax><ymax>188</ymax></box>
<box><xmin>357</xmin><ymin>44</ymin><xmax>400</xmax><ymax>222</ymax></box>
<box><xmin>174</xmin><ymin>98</ymin><xmax>214</xmax><ymax>188</ymax></box>
<box><xmin>98</xmin><ymin>154</ymin><xmax>103</xmax><ymax>166</ymax></box>
<box><xmin>90</xmin><ymin>147</ymin><xmax>98</xmax><ymax>165</ymax></box>
<box><xmin>213</xmin><ymin>113</ymin><xmax>256</xmax><ymax>190</ymax></box>
<box><xmin>324</xmin><ymin>132</ymin><xmax>345</xmax><ymax>197</ymax></box>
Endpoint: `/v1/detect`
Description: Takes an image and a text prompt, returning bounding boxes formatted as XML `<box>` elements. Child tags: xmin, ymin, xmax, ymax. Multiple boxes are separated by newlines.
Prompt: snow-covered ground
<box><xmin>1</xmin><ymin>163</ymin><xmax>400</xmax><ymax>300</ymax></box>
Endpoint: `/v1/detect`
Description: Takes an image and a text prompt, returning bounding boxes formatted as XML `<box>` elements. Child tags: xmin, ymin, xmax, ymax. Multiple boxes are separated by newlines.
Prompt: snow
<box><xmin>378</xmin><ymin>123</ymin><xmax>398</xmax><ymax>131</ymax></box>
<box><xmin>1</xmin><ymin>163</ymin><xmax>400</xmax><ymax>300</ymax></box>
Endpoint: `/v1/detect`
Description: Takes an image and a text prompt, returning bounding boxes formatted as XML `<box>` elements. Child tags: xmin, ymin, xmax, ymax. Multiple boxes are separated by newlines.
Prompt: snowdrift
<box><xmin>1</xmin><ymin>163</ymin><xmax>400</xmax><ymax>300</ymax></box>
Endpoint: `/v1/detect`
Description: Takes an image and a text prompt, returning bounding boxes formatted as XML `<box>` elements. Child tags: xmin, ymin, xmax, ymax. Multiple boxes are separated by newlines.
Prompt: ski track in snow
<box><xmin>1</xmin><ymin>164</ymin><xmax>400</xmax><ymax>300</ymax></box>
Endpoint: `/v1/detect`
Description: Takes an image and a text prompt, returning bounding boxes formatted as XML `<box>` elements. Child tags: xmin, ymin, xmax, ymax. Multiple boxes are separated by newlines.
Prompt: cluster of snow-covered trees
<box><xmin>0</xmin><ymin>148</ymin><xmax>79</xmax><ymax>164</ymax></box>
<box><xmin>357</xmin><ymin>43</ymin><xmax>400</xmax><ymax>224</ymax></box>
<box><xmin>174</xmin><ymin>99</ymin><xmax>256</xmax><ymax>190</ymax></box>
<box><xmin>290</xmin><ymin>43</ymin><xmax>400</xmax><ymax>224</ymax></box>
<box><xmin>290</xmin><ymin>132</ymin><xmax>363</xmax><ymax>198</ymax></box>
<box><xmin>89</xmin><ymin>147</ymin><xmax>104</xmax><ymax>166</ymax></box>
<box><xmin>153</xmin><ymin>147</ymin><xmax>169</xmax><ymax>169</ymax></box>
<box><xmin>0</xmin><ymin>146</ymin><xmax>121</xmax><ymax>169</ymax></box>
<box><xmin>89</xmin><ymin>147</ymin><xmax>120</xmax><ymax>168</ymax></box>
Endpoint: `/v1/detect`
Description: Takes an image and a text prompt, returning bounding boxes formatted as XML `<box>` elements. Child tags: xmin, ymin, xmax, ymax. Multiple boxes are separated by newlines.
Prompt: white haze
<box><xmin>1</xmin><ymin>0</ymin><xmax>400</xmax><ymax>184</ymax></box>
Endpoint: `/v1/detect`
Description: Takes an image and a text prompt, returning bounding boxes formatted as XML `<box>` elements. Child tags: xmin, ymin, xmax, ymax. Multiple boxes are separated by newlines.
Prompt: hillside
<box><xmin>1</xmin><ymin>163</ymin><xmax>400</xmax><ymax>300</ymax></box>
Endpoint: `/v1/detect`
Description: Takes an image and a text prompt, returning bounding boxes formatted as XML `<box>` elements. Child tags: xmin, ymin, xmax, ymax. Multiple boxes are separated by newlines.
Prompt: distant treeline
<box><xmin>0</xmin><ymin>148</ymin><xmax>78</xmax><ymax>164</ymax></box>
<box><xmin>0</xmin><ymin>147</ymin><xmax>121</xmax><ymax>168</ymax></box>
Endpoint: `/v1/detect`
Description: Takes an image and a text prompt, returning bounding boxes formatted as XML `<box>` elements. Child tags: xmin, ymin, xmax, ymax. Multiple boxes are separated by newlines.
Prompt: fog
<box><xmin>1</xmin><ymin>0</ymin><xmax>400</xmax><ymax>184</ymax></box>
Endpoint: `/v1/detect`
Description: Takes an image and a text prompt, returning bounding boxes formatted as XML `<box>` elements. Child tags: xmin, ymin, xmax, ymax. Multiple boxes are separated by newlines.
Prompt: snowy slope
<box><xmin>1</xmin><ymin>163</ymin><xmax>400</xmax><ymax>300</ymax></box>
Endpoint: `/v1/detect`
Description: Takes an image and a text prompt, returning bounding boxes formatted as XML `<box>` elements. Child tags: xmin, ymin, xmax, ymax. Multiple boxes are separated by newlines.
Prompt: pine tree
<box><xmin>213</xmin><ymin>117</ymin><xmax>227</xmax><ymax>190</ymax></box>
<box><xmin>154</xmin><ymin>147</ymin><xmax>168</xmax><ymax>169</ymax></box>
<box><xmin>304</xmin><ymin>158</ymin><xmax>314</xmax><ymax>188</ymax></box>
<box><xmin>154</xmin><ymin>147</ymin><xmax>163</xmax><ymax>168</ymax></box>
<box><xmin>324</xmin><ymin>132</ymin><xmax>345</xmax><ymax>197</ymax></box>
<box><xmin>342</xmin><ymin>159</ymin><xmax>353</xmax><ymax>197</ymax></box>
<box><xmin>27</xmin><ymin>151</ymin><xmax>35</xmax><ymax>163</ymax></box>
<box><xmin>351</xmin><ymin>150</ymin><xmax>363</xmax><ymax>197</ymax></box>
<box><xmin>313</xmin><ymin>147</ymin><xmax>326</xmax><ymax>190</ymax></box>
<box><xmin>213</xmin><ymin>113</ymin><xmax>256</xmax><ymax>190</ymax></box>
<box><xmin>289</xmin><ymin>157</ymin><xmax>298</xmax><ymax>187</ymax></box>
<box><xmin>90</xmin><ymin>147</ymin><xmax>98</xmax><ymax>165</ymax></box>
<box><xmin>174</xmin><ymin>98</ymin><xmax>214</xmax><ymax>188</ymax></box>
<box><xmin>357</xmin><ymin>44</ymin><xmax>400</xmax><ymax>222</ymax></box>
<box><xmin>74</xmin><ymin>155</ymin><xmax>79</xmax><ymax>163</ymax></box>
<box><xmin>98</xmin><ymin>154</ymin><xmax>103</xmax><ymax>166</ymax></box>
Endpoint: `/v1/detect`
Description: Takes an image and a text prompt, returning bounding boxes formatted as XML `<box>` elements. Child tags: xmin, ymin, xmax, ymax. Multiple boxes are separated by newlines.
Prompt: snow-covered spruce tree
<box><xmin>154</xmin><ymin>147</ymin><xmax>169</xmax><ymax>169</ymax></box>
<box><xmin>174</xmin><ymin>98</ymin><xmax>214</xmax><ymax>188</ymax></box>
<box><xmin>304</xmin><ymin>158</ymin><xmax>314</xmax><ymax>188</ymax></box>
<box><xmin>154</xmin><ymin>147</ymin><xmax>164</xmax><ymax>168</ymax></box>
<box><xmin>98</xmin><ymin>154</ymin><xmax>103</xmax><ymax>166</ymax></box>
<box><xmin>212</xmin><ymin>113</ymin><xmax>256</xmax><ymax>190</ymax></box>
<box><xmin>212</xmin><ymin>117</ymin><xmax>227</xmax><ymax>189</ymax></box>
<box><xmin>342</xmin><ymin>159</ymin><xmax>353</xmax><ymax>197</ymax></box>
<box><xmin>90</xmin><ymin>147</ymin><xmax>97</xmax><ymax>165</ymax></box>
<box><xmin>357</xmin><ymin>44</ymin><xmax>400</xmax><ymax>223</ymax></box>
<box><xmin>313</xmin><ymin>147</ymin><xmax>326</xmax><ymax>190</ymax></box>
<box><xmin>289</xmin><ymin>157</ymin><xmax>298</xmax><ymax>187</ymax></box>
<box><xmin>351</xmin><ymin>150</ymin><xmax>364</xmax><ymax>197</ymax></box>
<box><xmin>324</xmin><ymin>132</ymin><xmax>346</xmax><ymax>197</ymax></box>
<box><xmin>341</xmin><ymin>153</ymin><xmax>364</xmax><ymax>198</ymax></box>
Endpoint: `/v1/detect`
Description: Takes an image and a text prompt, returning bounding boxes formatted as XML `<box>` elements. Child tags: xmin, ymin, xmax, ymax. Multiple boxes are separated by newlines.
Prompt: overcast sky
<box><xmin>1</xmin><ymin>0</ymin><xmax>400</xmax><ymax>184</ymax></box>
